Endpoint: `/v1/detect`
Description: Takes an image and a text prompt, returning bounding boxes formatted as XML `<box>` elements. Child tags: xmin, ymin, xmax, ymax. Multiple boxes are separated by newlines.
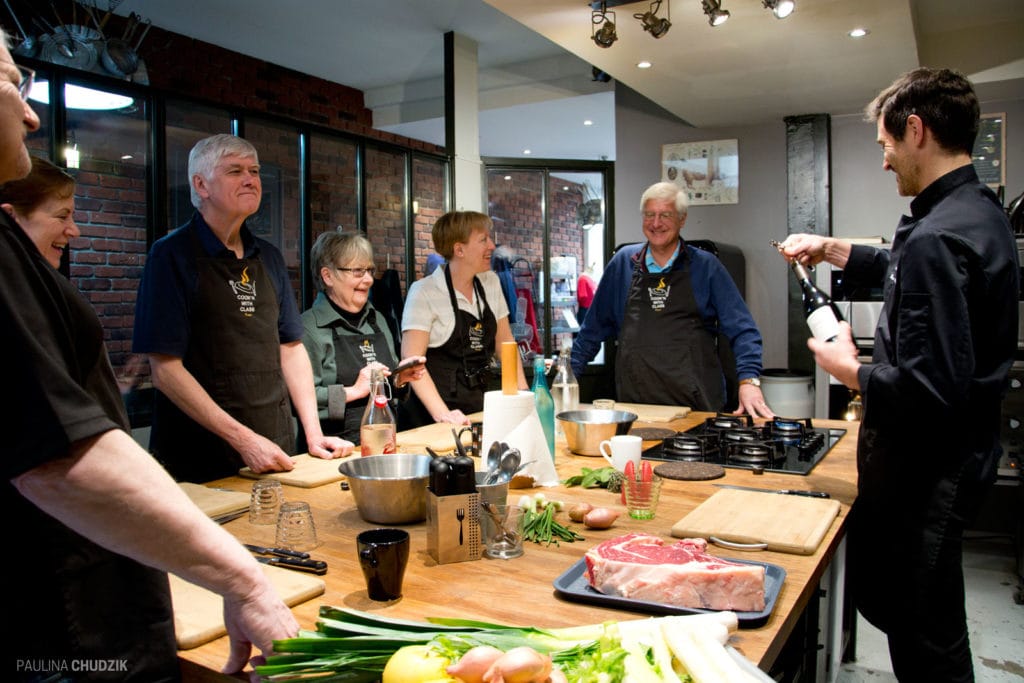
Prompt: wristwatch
<box><xmin>738</xmin><ymin>377</ymin><xmax>762</xmax><ymax>387</ymax></box>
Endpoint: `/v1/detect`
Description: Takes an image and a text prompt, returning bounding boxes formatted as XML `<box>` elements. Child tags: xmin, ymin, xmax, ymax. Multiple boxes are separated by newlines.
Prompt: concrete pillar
<box><xmin>445</xmin><ymin>31</ymin><xmax>484</xmax><ymax>211</ymax></box>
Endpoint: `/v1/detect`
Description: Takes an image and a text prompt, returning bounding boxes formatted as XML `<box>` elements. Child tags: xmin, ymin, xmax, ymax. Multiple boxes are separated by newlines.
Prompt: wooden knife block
<box><xmin>426</xmin><ymin>491</ymin><xmax>481</xmax><ymax>564</ymax></box>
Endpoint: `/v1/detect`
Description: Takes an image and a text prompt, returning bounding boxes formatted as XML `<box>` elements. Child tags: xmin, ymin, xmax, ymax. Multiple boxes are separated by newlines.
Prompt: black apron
<box><xmin>615</xmin><ymin>245</ymin><xmax>724</xmax><ymax>411</ymax></box>
<box><xmin>321</xmin><ymin>310</ymin><xmax>396</xmax><ymax>443</ymax></box>
<box><xmin>151</xmin><ymin>232</ymin><xmax>293</xmax><ymax>483</ymax></box>
<box><xmin>404</xmin><ymin>267</ymin><xmax>498</xmax><ymax>426</ymax></box>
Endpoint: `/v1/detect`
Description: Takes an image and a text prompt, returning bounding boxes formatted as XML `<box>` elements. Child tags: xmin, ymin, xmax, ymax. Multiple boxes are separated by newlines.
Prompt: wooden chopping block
<box><xmin>170</xmin><ymin>563</ymin><xmax>325</xmax><ymax>650</ymax></box>
<box><xmin>239</xmin><ymin>453</ymin><xmax>358</xmax><ymax>488</ymax></box>
<box><xmin>178</xmin><ymin>483</ymin><xmax>250</xmax><ymax>519</ymax></box>
<box><xmin>671</xmin><ymin>488</ymin><xmax>841</xmax><ymax>555</ymax></box>
<box><xmin>396</xmin><ymin>412</ymin><xmax>485</xmax><ymax>455</ymax></box>
<box><xmin>613</xmin><ymin>403</ymin><xmax>690</xmax><ymax>422</ymax></box>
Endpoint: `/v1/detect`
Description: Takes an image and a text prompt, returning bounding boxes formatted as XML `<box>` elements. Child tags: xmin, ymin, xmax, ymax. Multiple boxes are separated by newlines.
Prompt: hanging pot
<box><xmin>101</xmin><ymin>37</ymin><xmax>138</xmax><ymax>77</ymax></box>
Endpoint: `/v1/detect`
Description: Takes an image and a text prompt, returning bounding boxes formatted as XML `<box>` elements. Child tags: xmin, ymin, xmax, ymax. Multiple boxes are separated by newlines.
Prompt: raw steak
<box><xmin>584</xmin><ymin>533</ymin><xmax>766</xmax><ymax>611</ymax></box>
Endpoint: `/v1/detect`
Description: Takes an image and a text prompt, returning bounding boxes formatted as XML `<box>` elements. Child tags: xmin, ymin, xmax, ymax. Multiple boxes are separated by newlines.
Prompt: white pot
<box><xmin>760</xmin><ymin>369</ymin><xmax>814</xmax><ymax>419</ymax></box>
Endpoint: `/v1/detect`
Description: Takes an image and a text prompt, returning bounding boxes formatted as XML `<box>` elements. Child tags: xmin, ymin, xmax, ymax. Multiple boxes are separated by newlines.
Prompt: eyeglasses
<box><xmin>333</xmin><ymin>265</ymin><xmax>376</xmax><ymax>278</ymax></box>
<box><xmin>15</xmin><ymin>65</ymin><xmax>34</xmax><ymax>102</ymax></box>
<box><xmin>642</xmin><ymin>211</ymin><xmax>678</xmax><ymax>221</ymax></box>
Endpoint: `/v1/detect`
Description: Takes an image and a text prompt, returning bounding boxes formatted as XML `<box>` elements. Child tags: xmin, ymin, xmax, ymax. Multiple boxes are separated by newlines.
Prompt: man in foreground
<box><xmin>0</xmin><ymin>32</ymin><xmax>297</xmax><ymax>681</ymax></box>
<box><xmin>781</xmin><ymin>67</ymin><xmax>1017</xmax><ymax>680</ymax></box>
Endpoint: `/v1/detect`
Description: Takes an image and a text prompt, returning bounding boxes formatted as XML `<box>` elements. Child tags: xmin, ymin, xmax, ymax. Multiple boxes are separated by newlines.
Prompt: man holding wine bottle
<box><xmin>779</xmin><ymin>68</ymin><xmax>1017</xmax><ymax>682</ymax></box>
<box><xmin>571</xmin><ymin>181</ymin><xmax>773</xmax><ymax>417</ymax></box>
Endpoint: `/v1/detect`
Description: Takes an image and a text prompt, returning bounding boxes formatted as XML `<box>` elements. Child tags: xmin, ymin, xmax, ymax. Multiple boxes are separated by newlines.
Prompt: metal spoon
<box><xmin>496</xmin><ymin>448</ymin><xmax>521</xmax><ymax>483</ymax></box>
<box><xmin>484</xmin><ymin>441</ymin><xmax>502</xmax><ymax>479</ymax></box>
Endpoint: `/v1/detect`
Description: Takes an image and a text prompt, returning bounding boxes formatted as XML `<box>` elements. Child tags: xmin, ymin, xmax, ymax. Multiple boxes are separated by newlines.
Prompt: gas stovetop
<box><xmin>642</xmin><ymin>414</ymin><xmax>847</xmax><ymax>476</ymax></box>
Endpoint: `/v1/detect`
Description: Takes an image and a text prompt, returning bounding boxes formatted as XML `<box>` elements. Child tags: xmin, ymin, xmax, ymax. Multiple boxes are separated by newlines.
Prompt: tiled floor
<box><xmin>835</xmin><ymin>536</ymin><xmax>1024</xmax><ymax>682</ymax></box>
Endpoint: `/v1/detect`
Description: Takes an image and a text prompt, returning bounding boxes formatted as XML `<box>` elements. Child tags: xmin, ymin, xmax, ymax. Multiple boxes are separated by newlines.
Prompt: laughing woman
<box><xmin>301</xmin><ymin>231</ymin><xmax>425</xmax><ymax>443</ymax></box>
<box><xmin>0</xmin><ymin>156</ymin><xmax>79</xmax><ymax>269</ymax></box>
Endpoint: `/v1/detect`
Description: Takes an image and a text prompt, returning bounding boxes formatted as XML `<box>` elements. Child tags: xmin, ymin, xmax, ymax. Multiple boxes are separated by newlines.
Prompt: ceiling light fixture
<box><xmin>701</xmin><ymin>0</ymin><xmax>730</xmax><ymax>27</ymax></box>
<box><xmin>591</xmin><ymin>2</ymin><xmax>618</xmax><ymax>48</ymax></box>
<box><xmin>762</xmin><ymin>0</ymin><xmax>795</xmax><ymax>19</ymax></box>
<box><xmin>848</xmin><ymin>27</ymin><xmax>869</xmax><ymax>38</ymax></box>
<box><xmin>583</xmin><ymin>119</ymin><xmax>594</xmax><ymax>126</ymax></box>
<box><xmin>637</xmin><ymin>60</ymin><xmax>652</xmax><ymax>69</ymax></box>
<box><xmin>634</xmin><ymin>0</ymin><xmax>671</xmax><ymax>39</ymax></box>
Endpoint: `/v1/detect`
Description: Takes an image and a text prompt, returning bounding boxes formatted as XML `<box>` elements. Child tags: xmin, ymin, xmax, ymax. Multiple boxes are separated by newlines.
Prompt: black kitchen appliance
<box><xmin>642</xmin><ymin>414</ymin><xmax>846</xmax><ymax>476</ymax></box>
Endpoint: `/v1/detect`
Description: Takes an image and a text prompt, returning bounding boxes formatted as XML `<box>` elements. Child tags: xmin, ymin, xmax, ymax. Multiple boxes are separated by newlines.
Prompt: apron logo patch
<box><xmin>648</xmin><ymin>276</ymin><xmax>670</xmax><ymax>312</ymax></box>
<box><xmin>468</xmin><ymin>321</ymin><xmax>485</xmax><ymax>352</ymax></box>
<box><xmin>229</xmin><ymin>266</ymin><xmax>257</xmax><ymax>317</ymax></box>
<box><xmin>359</xmin><ymin>339</ymin><xmax>378</xmax><ymax>365</ymax></box>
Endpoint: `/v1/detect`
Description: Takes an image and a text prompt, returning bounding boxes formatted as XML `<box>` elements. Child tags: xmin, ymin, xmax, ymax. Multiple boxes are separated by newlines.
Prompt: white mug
<box><xmin>599</xmin><ymin>434</ymin><xmax>643</xmax><ymax>473</ymax></box>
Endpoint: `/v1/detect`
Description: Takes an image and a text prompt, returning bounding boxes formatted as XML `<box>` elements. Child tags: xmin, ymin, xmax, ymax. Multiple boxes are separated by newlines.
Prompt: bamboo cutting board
<box><xmin>670</xmin><ymin>488</ymin><xmax>841</xmax><ymax>555</ymax></box>
<box><xmin>238</xmin><ymin>453</ymin><xmax>358</xmax><ymax>487</ymax></box>
<box><xmin>396</xmin><ymin>411</ymin><xmax>485</xmax><ymax>455</ymax></box>
<box><xmin>613</xmin><ymin>403</ymin><xmax>691</xmax><ymax>422</ymax></box>
<box><xmin>170</xmin><ymin>564</ymin><xmax>325</xmax><ymax>650</ymax></box>
<box><xmin>178</xmin><ymin>483</ymin><xmax>250</xmax><ymax>519</ymax></box>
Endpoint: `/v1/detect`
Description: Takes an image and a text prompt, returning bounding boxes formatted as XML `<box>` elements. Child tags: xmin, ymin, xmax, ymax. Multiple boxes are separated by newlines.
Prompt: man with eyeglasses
<box><xmin>1</xmin><ymin>36</ymin><xmax>299</xmax><ymax>680</ymax></box>
<box><xmin>133</xmin><ymin>134</ymin><xmax>352</xmax><ymax>483</ymax></box>
<box><xmin>571</xmin><ymin>181</ymin><xmax>773</xmax><ymax>417</ymax></box>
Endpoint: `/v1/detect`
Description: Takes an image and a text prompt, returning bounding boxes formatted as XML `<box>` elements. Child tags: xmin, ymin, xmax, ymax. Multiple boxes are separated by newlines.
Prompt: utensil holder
<box><xmin>426</xmin><ymin>491</ymin><xmax>480</xmax><ymax>564</ymax></box>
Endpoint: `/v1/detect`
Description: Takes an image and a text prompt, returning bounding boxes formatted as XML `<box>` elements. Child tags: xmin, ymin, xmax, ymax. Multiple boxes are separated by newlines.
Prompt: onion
<box><xmin>583</xmin><ymin>507</ymin><xmax>620</xmax><ymax>529</ymax></box>
<box><xmin>447</xmin><ymin>645</ymin><xmax>504</xmax><ymax>683</ymax></box>
<box><xmin>482</xmin><ymin>646</ymin><xmax>551</xmax><ymax>683</ymax></box>
<box><xmin>547</xmin><ymin>669</ymin><xmax>569</xmax><ymax>683</ymax></box>
<box><xmin>567</xmin><ymin>502</ymin><xmax>593</xmax><ymax>522</ymax></box>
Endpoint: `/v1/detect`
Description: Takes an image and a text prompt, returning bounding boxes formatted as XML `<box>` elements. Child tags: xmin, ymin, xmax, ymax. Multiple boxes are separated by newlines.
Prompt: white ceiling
<box><xmin>110</xmin><ymin>0</ymin><xmax>1024</xmax><ymax>160</ymax></box>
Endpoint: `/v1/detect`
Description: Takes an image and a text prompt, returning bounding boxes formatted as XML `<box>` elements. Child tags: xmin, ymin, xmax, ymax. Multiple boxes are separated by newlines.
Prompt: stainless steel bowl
<box><xmin>556</xmin><ymin>409</ymin><xmax>638</xmax><ymax>456</ymax></box>
<box><xmin>338</xmin><ymin>454</ymin><xmax>430</xmax><ymax>524</ymax></box>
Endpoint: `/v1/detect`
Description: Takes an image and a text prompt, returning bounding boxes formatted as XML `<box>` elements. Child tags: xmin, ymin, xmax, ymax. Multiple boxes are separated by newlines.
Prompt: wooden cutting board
<box><xmin>239</xmin><ymin>453</ymin><xmax>358</xmax><ymax>488</ymax></box>
<box><xmin>178</xmin><ymin>483</ymin><xmax>250</xmax><ymax>519</ymax></box>
<box><xmin>671</xmin><ymin>488</ymin><xmax>841</xmax><ymax>555</ymax></box>
<box><xmin>170</xmin><ymin>563</ymin><xmax>325</xmax><ymax>650</ymax></box>
<box><xmin>396</xmin><ymin>411</ymin><xmax>485</xmax><ymax>455</ymax></box>
<box><xmin>614</xmin><ymin>403</ymin><xmax>691</xmax><ymax>423</ymax></box>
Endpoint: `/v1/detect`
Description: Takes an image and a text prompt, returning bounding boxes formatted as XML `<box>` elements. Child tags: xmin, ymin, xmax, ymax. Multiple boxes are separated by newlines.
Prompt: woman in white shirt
<box><xmin>401</xmin><ymin>211</ymin><xmax>527</xmax><ymax>426</ymax></box>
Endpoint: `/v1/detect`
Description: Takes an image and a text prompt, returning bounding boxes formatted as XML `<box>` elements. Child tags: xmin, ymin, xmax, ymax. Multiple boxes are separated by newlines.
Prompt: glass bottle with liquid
<box><xmin>772</xmin><ymin>241</ymin><xmax>844</xmax><ymax>342</ymax></box>
<box><xmin>532</xmin><ymin>356</ymin><xmax>555</xmax><ymax>461</ymax></box>
<box><xmin>551</xmin><ymin>345</ymin><xmax>579</xmax><ymax>434</ymax></box>
<box><xmin>360</xmin><ymin>367</ymin><xmax>396</xmax><ymax>456</ymax></box>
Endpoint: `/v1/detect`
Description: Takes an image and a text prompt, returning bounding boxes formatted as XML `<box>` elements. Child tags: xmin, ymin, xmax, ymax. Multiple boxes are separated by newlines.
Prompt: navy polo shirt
<box><xmin>132</xmin><ymin>213</ymin><xmax>302</xmax><ymax>357</ymax></box>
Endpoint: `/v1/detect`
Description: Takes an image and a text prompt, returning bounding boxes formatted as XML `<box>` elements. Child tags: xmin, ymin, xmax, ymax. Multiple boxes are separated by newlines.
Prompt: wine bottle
<box><xmin>789</xmin><ymin>260</ymin><xmax>843</xmax><ymax>342</ymax></box>
<box><xmin>531</xmin><ymin>356</ymin><xmax>556</xmax><ymax>462</ymax></box>
<box><xmin>360</xmin><ymin>367</ymin><xmax>396</xmax><ymax>456</ymax></box>
<box><xmin>551</xmin><ymin>345</ymin><xmax>579</xmax><ymax>436</ymax></box>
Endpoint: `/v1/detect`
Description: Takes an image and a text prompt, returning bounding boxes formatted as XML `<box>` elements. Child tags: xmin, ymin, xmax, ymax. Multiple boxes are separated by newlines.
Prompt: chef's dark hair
<box><xmin>310</xmin><ymin>230</ymin><xmax>374</xmax><ymax>292</ymax></box>
<box><xmin>0</xmin><ymin>156</ymin><xmax>75</xmax><ymax>215</ymax></box>
<box><xmin>866</xmin><ymin>67</ymin><xmax>979</xmax><ymax>156</ymax></box>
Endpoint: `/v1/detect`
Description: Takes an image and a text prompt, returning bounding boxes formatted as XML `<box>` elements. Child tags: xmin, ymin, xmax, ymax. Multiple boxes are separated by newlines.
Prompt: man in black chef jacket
<box><xmin>781</xmin><ymin>68</ymin><xmax>1018</xmax><ymax>681</ymax></box>
<box><xmin>0</xmin><ymin>33</ymin><xmax>298</xmax><ymax>680</ymax></box>
<box><xmin>133</xmin><ymin>134</ymin><xmax>352</xmax><ymax>482</ymax></box>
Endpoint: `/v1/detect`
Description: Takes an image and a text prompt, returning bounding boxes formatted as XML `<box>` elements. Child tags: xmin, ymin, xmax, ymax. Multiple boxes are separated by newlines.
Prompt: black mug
<box><xmin>457</xmin><ymin>421</ymin><xmax>483</xmax><ymax>458</ymax></box>
<box><xmin>356</xmin><ymin>528</ymin><xmax>410</xmax><ymax>601</ymax></box>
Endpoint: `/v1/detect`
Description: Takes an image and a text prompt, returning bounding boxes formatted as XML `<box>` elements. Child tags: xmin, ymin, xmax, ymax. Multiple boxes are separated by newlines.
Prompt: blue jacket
<box><xmin>570</xmin><ymin>241</ymin><xmax>764</xmax><ymax>382</ymax></box>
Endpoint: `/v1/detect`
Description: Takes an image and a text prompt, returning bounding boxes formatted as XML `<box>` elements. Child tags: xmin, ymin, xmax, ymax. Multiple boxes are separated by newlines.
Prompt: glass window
<box><xmin>62</xmin><ymin>79</ymin><xmax>150</xmax><ymax>408</ymax></box>
<box><xmin>241</xmin><ymin>118</ymin><xmax>303</xmax><ymax>309</ymax></box>
<box><xmin>24</xmin><ymin>68</ymin><xmax>52</xmax><ymax>159</ymax></box>
<box><xmin>164</xmin><ymin>100</ymin><xmax>232</xmax><ymax>235</ymax></box>
<box><xmin>411</xmin><ymin>155</ymin><xmax>448</xmax><ymax>279</ymax></box>
<box><xmin>365</xmin><ymin>145</ymin><xmax>408</xmax><ymax>291</ymax></box>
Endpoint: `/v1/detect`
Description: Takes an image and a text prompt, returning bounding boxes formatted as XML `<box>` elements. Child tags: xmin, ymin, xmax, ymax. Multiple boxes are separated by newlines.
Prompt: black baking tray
<box><xmin>552</xmin><ymin>557</ymin><xmax>786</xmax><ymax>628</ymax></box>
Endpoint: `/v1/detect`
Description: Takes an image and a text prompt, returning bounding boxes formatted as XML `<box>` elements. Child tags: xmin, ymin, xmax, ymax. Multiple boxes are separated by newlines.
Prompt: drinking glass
<box><xmin>275</xmin><ymin>501</ymin><xmax>319</xmax><ymax>551</ymax></box>
<box><xmin>249</xmin><ymin>479</ymin><xmax>283</xmax><ymax>525</ymax></box>
<box><xmin>623</xmin><ymin>474</ymin><xmax>663</xmax><ymax>520</ymax></box>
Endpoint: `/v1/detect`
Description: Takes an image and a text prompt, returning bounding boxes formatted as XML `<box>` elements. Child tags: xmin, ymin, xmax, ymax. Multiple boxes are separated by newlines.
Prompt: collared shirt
<box><xmin>645</xmin><ymin>240</ymin><xmax>681</xmax><ymax>272</ymax></box>
<box><xmin>402</xmin><ymin>267</ymin><xmax>509</xmax><ymax>348</ymax></box>
<box><xmin>132</xmin><ymin>213</ymin><xmax>302</xmax><ymax>357</ymax></box>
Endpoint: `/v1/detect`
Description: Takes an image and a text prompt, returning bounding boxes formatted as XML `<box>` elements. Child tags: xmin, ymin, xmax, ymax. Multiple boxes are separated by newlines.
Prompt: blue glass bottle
<box><xmin>532</xmin><ymin>357</ymin><xmax>555</xmax><ymax>461</ymax></box>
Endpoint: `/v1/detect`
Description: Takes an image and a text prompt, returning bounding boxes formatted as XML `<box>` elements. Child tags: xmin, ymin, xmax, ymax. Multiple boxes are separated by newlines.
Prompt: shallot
<box><xmin>446</xmin><ymin>645</ymin><xmax>504</xmax><ymax>683</ymax></box>
<box><xmin>567</xmin><ymin>502</ymin><xmax>593</xmax><ymax>522</ymax></box>
<box><xmin>482</xmin><ymin>646</ymin><xmax>552</xmax><ymax>683</ymax></box>
<box><xmin>583</xmin><ymin>507</ymin><xmax>620</xmax><ymax>529</ymax></box>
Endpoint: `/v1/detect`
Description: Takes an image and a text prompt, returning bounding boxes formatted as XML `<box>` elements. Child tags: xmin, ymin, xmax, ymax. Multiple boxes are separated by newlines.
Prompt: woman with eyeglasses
<box><xmin>301</xmin><ymin>231</ymin><xmax>425</xmax><ymax>442</ymax></box>
<box><xmin>401</xmin><ymin>211</ymin><xmax>527</xmax><ymax>426</ymax></box>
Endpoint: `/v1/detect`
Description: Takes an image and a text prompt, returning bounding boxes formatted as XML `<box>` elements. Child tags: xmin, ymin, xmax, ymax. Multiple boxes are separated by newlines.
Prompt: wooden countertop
<box><xmin>178</xmin><ymin>412</ymin><xmax>859</xmax><ymax>681</ymax></box>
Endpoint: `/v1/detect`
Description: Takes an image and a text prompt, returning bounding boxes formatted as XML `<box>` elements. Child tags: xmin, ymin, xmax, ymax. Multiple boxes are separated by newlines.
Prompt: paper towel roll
<box><xmin>481</xmin><ymin>390</ymin><xmax>559</xmax><ymax>486</ymax></box>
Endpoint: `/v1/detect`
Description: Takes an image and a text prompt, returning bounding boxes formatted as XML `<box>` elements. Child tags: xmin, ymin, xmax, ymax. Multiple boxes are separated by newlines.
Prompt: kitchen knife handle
<box><xmin>781</xmin><ymin>490</ymin><xmax>830</xmax><ymax>498</ymax></box>
<box><xmin>256</xmin><ymin>556</ymin><xmax>328</xmax><ymax>575</ymax></box>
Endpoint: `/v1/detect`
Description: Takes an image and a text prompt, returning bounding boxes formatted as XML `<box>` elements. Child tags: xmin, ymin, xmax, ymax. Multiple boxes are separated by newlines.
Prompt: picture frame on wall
<box><xmin>661</xmin><ymin>139</ymin><xmax>739</xmax><ymax>205</ymax></box>
<box><xmin>971</xmin><ymin>113</ymin><xmax>1005</xmax><ymax>190</ymax></box>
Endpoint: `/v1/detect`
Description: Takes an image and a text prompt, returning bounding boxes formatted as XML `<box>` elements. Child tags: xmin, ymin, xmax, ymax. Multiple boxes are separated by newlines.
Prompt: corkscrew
<box><xmin>770</xmin><ymin>239</ymin><xmax>812</xmax><ymax>269</ymax></box>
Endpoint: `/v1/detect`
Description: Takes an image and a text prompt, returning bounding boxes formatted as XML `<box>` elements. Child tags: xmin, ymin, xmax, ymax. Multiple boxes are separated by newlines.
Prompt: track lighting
<box><xmin>591</xmin><ymin>2</ymin><xmax>618</xmax><ymax>48</ymax></box>
<box><xmin>701</xmin><ymin>0</ymin><xmax>730</xmax><ymax>27</ymax></box>
<box><xmin>634</xmin><ymin>0</ymin><xmax>671</xmax><ymax>39</ymax></box>
<box><xmin>763</xmin><ymin>0</ymin><xmax>795</xmax><ymax>19</ymax></box>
